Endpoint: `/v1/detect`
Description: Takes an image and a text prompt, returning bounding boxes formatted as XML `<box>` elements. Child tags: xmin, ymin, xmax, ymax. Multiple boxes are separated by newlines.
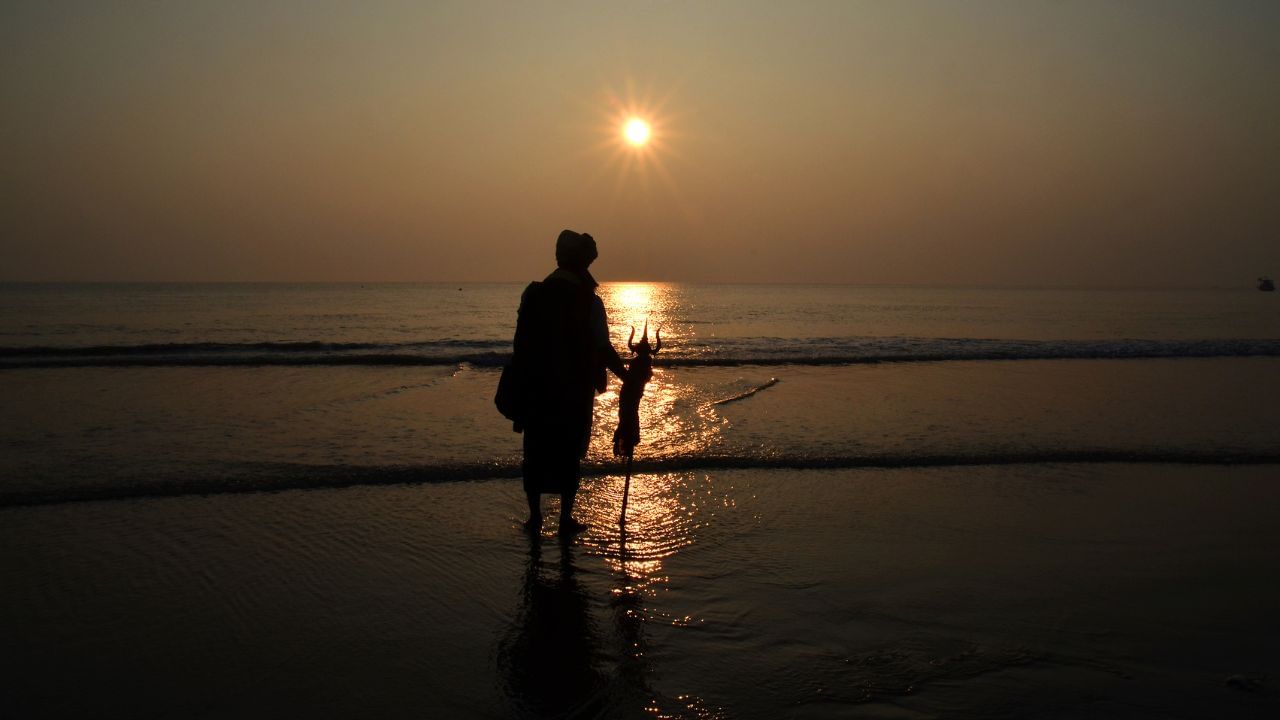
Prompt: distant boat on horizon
<box><xmin>1260</xmin><ymin>277</ymin><xmax>1275</xmax><ymax>292</ymax></box>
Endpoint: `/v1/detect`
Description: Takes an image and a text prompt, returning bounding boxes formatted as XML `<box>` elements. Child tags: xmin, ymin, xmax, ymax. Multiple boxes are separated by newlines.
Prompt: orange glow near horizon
<box><xmin>5</xmin><ymin>5</ymin><xmax>1276</xmax><ymax>285</ymax></box>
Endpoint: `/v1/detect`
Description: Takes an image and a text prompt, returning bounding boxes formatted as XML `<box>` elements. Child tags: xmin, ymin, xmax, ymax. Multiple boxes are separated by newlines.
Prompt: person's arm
<box><xmin>590</xmin><ymin>296</ymin><xmax>628</xmax><ymax>380</ymax></box>
<box><xmin>512</xmin><ymin>282</ymin><xmax>536</xmax><ymax>363</ymax></box>
<box><xmin>601</xmin><ymin>338</ymin><xmax>627</xmax><ymax>380</ymax></box>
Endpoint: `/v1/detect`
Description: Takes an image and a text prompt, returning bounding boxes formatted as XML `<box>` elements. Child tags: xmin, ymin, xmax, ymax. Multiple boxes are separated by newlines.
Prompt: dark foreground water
<box><xmin>4</xmin><ymin>465</ymin><xmax>1279</xmax><ymax>718</ymax></box>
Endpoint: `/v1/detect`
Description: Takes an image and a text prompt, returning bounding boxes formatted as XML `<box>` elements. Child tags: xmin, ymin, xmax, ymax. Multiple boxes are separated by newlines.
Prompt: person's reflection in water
<box><xmin>499</xmin><ymin>535</ymin><xmax>606</xmax><ymax>717</ymax></box>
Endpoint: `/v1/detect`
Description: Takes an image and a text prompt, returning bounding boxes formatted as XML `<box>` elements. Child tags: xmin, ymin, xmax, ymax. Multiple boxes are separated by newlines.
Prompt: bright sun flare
<box><xmin>623</xmin><ymin>117</ymin><xmax>651</xmax><ymax>146</ymax></box>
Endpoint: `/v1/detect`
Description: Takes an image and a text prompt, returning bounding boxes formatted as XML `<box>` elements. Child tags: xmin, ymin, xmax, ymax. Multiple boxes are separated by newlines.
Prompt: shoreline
<box><xmin>3</xmin><ymin>456</ymin><xmax>1280</xmax><ymax>510</ymax></box>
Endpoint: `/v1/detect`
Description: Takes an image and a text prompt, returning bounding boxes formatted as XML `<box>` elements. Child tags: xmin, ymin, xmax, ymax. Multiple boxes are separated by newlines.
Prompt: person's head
<box><xmin>555</xmin><ymin>229</ymin><xmax>597</xmax><ymax>270</ymax></box>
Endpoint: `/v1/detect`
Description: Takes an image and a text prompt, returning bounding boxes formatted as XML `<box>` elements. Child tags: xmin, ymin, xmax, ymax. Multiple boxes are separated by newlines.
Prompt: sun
<box><xmin>586</xmin><ymin>81</ymin><xmax>682</xmax><ymax>201</ymax></box>
<box><xmin>623</xmin><ymin>117</ymin><xmax>651</xmax><ymax>146</ymax></box>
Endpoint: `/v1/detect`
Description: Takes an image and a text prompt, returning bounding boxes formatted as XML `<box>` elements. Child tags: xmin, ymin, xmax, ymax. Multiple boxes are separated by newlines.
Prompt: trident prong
<box><xmin>626</xmin><ymin>320</ymin><xmax>663</xmax><ymax>356</ymax></box>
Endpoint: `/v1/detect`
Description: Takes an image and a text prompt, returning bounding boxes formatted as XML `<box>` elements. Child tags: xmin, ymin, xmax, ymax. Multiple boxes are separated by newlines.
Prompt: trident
<box><xmin>615</xmin><ymin>320</ymin><xmax>660</xmax><ymax>526</ymax></box>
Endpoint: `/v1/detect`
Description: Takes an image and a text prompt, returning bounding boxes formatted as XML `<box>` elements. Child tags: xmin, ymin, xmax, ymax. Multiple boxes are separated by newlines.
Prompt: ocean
<box><xmin>2</xmin><ymin>282</ymin><xmax>1279</xmax><ymax>717</ymax></box>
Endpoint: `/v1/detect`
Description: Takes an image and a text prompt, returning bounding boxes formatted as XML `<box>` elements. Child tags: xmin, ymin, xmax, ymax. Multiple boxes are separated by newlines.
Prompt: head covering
<box><xmin>555</xmin><ymin>229</ymin><xmax>597</xmax><ymax>269</ymax></box>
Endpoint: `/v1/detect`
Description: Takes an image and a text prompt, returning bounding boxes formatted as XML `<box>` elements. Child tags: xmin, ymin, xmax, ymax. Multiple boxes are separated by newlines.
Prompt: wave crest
<box><xmin>5</xmin><ymin>450</ymin><xmax>1278</xmax><ymax>507</ymax></box>
<box><xmin>3</xmin><ymin>337</ymin><xmax>1279</xmax><ymax>369</ymax></box>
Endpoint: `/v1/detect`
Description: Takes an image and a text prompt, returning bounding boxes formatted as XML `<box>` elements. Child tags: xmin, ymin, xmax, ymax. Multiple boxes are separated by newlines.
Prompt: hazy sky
<box><xmin>3</xmin><ymin>1</ymin><xmax>1278</xmax><ymax>285</ymax></box>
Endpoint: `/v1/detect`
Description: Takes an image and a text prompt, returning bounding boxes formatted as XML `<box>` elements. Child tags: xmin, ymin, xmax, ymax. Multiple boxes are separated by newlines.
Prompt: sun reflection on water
<box><xmin>593</xmin><ymin>282</ymin><xmax>726</xmax><ymax>465</ymax></box>
<box><xmin>581</xmin><ymin>473</ymin><xmax>700</xmax><ymax>579</ymax></box>
<box><xmin>574</xmin><ymin>283</ymin><xmax>737</xmax><ymax>717</ymax></box>
<box><xmin>584</xmin><ymin>283</ymin><xmax>729</xmax><ymax>581</ymax></box>
<box><xmin>574</xmin><ymin>471</ymin><xmax>734</xmax><ymax>719</ymax></box>
<box><xmin>601</xmin><ymin>282</ymin><xmax>671</xmax><ymax>349</ymax></box>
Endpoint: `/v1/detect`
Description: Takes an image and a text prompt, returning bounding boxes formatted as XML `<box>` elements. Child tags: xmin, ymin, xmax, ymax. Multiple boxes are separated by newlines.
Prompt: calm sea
<box><xmin>1</xmin><ymin>282</ymin><xmax>1278</xmax><ymax>504</ymax></box>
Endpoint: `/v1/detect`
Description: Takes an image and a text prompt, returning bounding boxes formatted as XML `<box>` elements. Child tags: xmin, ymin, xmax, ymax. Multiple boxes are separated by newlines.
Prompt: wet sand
<box><xmin>3</xmin><ymin>464</ymin><xmax>1279</xmax><ymax>718</ymax></box>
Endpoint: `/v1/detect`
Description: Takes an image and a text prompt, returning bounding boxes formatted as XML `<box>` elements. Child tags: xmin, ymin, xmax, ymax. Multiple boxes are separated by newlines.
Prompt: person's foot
<box><xmin>559</xmin><ymin>518</ymin><xmax>589</xmax><ymax>537</ymax></box>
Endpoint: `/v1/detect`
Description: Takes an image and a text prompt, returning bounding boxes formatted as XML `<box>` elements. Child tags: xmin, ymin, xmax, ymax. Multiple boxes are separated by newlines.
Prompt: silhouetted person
<box><xmin>513</xmin><ymin>229</ymin><xmax>627</xmax><ymax>535</ymax></box>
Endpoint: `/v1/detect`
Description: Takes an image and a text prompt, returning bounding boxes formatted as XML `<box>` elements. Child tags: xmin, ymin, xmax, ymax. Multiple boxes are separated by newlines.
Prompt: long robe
<box><xmin>513</xmin><ymin>269</ymin><xmax>607</xmax><ymax>495</ymax></box>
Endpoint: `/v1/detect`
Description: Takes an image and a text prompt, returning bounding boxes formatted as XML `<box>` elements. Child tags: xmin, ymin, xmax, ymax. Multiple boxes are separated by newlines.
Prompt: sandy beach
<box><xmin>4</xmin><ymin>463</ymin><xmax>1278</xmax><ymax>718</ymax></box>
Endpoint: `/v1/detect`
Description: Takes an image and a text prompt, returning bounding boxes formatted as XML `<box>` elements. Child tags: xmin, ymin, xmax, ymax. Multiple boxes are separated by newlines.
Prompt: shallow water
<box><xmin>4</xmin><ymin>282</ymin><xmax>1278</xmax><ymax>505</ymax></box>
<box><xmin>3</xmin><ymin>465</ymin><xmax>1278</xmax><ymax>718</ymax></box>
<box><xmin>2</xmin><ymin>358</ymin><xmax>1277</xmax><ymax>505</ymax></box>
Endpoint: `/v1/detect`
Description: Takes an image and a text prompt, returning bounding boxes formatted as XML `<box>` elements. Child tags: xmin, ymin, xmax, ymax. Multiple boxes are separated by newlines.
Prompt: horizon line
<box><xmin>0</xmin><ymin>279</ymin><xmax>1259</xmax><ymax>292</ymax></box>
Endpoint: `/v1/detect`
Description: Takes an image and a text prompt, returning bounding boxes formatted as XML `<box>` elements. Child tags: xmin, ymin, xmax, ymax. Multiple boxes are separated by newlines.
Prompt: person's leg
<box><xmin>559</xmin><ymin>474</ymin><xmax>588</xmax><ymax>536</ymax></box>
<box><xmin>522</xmin><ymin>430</ymin><xmax>543</xmax><ymax>532</ymax></box>
<box><xmin>558</xmin><ymin>414</ymin><xmax>591</xmax><ymax>537</ymax></box>
<box><xmin>525</xmin><ymin>491</ymin><xmax>542</xmax><ymax>532</ymax></box>
<box><xmin>559</xmin><ymin>490</ymin><xmax>588</xmax><ymax>536</ymax></box>
<box><xmin>560</xmin><ymin>488</ymin><xmax>575</xmax><ymax>521</ymax></box>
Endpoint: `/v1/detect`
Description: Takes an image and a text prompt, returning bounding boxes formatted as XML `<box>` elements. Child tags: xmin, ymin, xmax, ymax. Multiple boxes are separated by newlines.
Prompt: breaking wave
<box><xmin>3</xmin><ymin>337</ymin><xmax>1279</xmax><ymax>369</ymax></box>
<box><xmin>5</xmin><ymin>449</ymin><xmax>1279</xmax><ymax>507</ymax></box>
<box><xmin>713</xmin><ymin>378</ymin><xmax>780</xmax><ymax>405</ymax></box>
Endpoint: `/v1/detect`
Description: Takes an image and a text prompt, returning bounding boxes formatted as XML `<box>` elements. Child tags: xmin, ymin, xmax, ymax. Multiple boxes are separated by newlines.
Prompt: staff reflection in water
<box><xmin>499</xmin><ymin>538</ymin><xmax>606</xmax><ymax>717</ymax></box>
<box><xmin>612</xmin><ymin>529</ymin><xmax>654</xmax><ymax>708</ymax></box>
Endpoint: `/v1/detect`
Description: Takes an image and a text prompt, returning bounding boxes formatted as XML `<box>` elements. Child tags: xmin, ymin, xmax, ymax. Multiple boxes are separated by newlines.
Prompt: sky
<box><xmin>2</xmin><ymin>0</ymin><xmax>1278</xmax><ymax>285</ymax></box>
